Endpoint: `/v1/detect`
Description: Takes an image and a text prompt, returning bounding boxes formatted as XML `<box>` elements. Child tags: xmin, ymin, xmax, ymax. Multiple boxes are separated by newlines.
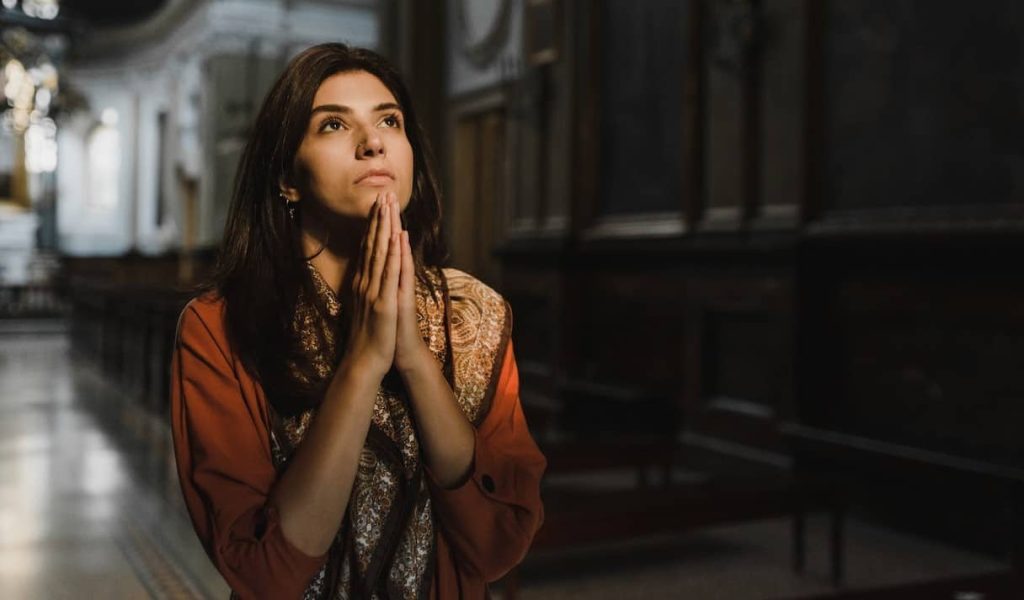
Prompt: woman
<box><xmin>169</xmin><ymin>43</ymin><xmax>546</xmax><ymax>599</ymax></box>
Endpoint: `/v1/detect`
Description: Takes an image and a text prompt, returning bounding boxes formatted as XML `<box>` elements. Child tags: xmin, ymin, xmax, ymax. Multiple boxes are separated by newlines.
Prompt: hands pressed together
<box><xmin>342</xmin><ymin>192</ymin><xmax>476</xmax><ymax>491</ymax></box>
<box><xmin>344</xmin><ymin>191</ymin><xmax>430</xmax><ymax>380</ymax></box>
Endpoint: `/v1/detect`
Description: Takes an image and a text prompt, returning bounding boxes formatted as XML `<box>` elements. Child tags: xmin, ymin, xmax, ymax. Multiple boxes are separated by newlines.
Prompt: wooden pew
<box><xmin>494</xmin><ymin>370</ymin><xmax>849</xmax><ymax>599</ymax></box>
<box><xmin>782</xmin><ymin>423</ymin><xmax>1024</xmax><ymax>590</ymax></box>
<box><xmin>536</xmin><ymin>448</ymin><xmax>801</xmax><ymax>550</ymax></box>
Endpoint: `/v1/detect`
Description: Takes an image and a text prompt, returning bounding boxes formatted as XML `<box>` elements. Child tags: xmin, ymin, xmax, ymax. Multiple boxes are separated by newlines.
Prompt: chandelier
<box><xmin>1</xmin><ymin>0</ymin><xmax>63</xmax><ymax>190</ymax></box>
<box><xmin>2</xmin><ymin>1</ymin><xmax>59</xmax><ymax>21</ymax></box>
<box><xmin>2</xmin><ymin>1</ymin><xmax>62</xmax><ymax>130</ymax></box>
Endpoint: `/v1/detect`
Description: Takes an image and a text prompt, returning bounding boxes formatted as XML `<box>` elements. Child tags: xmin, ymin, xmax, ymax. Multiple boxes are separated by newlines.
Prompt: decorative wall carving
<box><xmin>455</xmin><ymin>0</ymin><xmax>513</xmax><ymax>67</ymax></box>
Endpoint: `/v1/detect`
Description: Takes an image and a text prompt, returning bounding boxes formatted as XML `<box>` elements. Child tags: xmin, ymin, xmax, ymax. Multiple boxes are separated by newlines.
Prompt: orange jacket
<box><xmin>170</xmin><ymin>294</ymin><xmax>546</xmax><ymax>599</ymax></box>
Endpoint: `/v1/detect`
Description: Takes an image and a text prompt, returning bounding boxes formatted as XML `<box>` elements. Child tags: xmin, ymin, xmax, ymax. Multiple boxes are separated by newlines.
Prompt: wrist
<box><xmin>397</xmin><ymin>345</ymin><xmax>438</xmax><ymax>379</ymax></box>
<box><xmin>338</xmin><ymin>352</ymin><xmax>389</xmax><ymax>384</ymax></box>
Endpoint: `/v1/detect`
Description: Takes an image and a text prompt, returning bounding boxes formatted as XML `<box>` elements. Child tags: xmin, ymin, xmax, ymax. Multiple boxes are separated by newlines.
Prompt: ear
<box><xmin>277</xmin><ymin>174</ymin><xmax>300</xmax><ymax>202</ymax></box>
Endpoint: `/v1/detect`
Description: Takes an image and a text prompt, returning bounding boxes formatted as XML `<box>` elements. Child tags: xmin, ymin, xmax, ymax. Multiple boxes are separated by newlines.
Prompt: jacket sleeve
<box><xmin>424</xmin><ymin>339</ymin><xmax>547</xmax><ymax>582</ymax></box>
<box><xmin>170</xmin><ymin>301</ymin><xmax>327</xmax><ymax>599</ymax></box>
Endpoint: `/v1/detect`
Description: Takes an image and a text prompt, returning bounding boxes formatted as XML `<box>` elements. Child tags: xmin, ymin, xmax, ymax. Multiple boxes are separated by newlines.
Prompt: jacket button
<box><xmin>482</xmin><ymin>474</ymin><xmax>495</xmax><ymax>493</ymax></box>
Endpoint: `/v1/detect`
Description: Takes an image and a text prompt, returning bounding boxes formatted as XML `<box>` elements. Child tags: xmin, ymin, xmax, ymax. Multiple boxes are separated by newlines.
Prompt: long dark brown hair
<box><xmin>196</xmin><ymin>43</ymin><xmax>448</xmax><ymax>416</ymax></box>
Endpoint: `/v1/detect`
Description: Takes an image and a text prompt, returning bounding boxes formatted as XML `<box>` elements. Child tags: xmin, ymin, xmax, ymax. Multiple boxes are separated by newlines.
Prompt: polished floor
<box><xmin>0</xmin><ymin>327</ymin><xmax>1008</xmax><ymax>599</ymax></box>
<box><xmin>0</xmin><ymin>327</ymin><xmax>228</xmax><ymax>599</ymax></box>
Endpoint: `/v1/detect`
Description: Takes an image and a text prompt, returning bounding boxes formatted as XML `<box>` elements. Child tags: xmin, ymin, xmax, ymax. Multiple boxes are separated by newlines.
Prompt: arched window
<box><xmin>85</xmin><ymin>108</ymin><xmax>120</xmax><ymax>210</ymax></box>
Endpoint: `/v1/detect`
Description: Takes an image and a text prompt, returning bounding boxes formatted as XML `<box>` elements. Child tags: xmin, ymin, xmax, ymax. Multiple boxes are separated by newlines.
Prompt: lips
<box><xmin>355</xmin><ymin>168</ymin><xmax>395</xmax><ymax>184</ymax></box>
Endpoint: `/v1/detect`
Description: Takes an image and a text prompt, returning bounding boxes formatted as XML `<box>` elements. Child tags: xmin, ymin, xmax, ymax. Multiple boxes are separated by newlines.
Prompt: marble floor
<box><xmin>0</xmin><ymin>326</ymin><xmax>1010</xmax><ymax>599</ymax></box>
<box><xmin>0</xmin><ymin>326</ymin><xmax>228</xmax><ymax>599</ymax></box>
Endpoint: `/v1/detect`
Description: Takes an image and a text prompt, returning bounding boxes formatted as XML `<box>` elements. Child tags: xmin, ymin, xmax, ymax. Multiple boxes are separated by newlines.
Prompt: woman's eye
<box><xmin>382</xmin><ymin>114</ymin><xmax>401</xmax><ymax>128</ymax></box>
<box><xmin>320</xmin><ymin>118</ymin><xmax>343</xmax><ymax>132</ymax></box>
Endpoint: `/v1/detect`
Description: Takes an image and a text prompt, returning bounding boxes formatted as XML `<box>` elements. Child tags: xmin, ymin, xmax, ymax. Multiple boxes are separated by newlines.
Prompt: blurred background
<box><xmin>1</xmin><ymin>0</ymin><xmax>1022</xmax><ymax>598</ymax></box>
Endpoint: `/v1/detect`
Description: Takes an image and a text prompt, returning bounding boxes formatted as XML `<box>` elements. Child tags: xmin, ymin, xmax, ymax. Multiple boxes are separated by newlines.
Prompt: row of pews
<box><xmin>63</xmin><ymin>255</ymin><xmax>199</xmax><ymax>417</ymax></box>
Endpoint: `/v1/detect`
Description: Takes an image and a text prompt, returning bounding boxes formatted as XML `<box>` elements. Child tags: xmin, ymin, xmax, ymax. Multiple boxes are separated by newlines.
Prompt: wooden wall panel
<box><xmin>693</xmin><ymin>309</ymin><xmax>792</xmax><ymax>451</ymax></box>
<box><xmin>755</xmin><ymin>0</ymin><xmax>806</xmax><ymax>229</ymax></box>
<box><xmin>450</xmin><ymin>118</ymin><xmax>478</xmax><ymax>273</ymax></box>
<box><xmin>572</xmin><ymin>270</ymin><xmax>686</xmax><ymax>392</ymax></box>
<box><xmin>502</xmin><ymin>265</ymin><xmax>560</xmax><ymax>382</ymax></box>
<box><xmin>824</xmin><ymin>276</ymin><xmax>1024</xmax><ymax>468</ymax></box>
<box><xmin>700</xmin><ymin>0</ymin><xmax>756</xmax><ymax>231</ymax></box>
<box><xmin>595</xmin><ymin>0</ymin><xmax>690</xmax><ymax>217</ymax></box>
<box><xmin>820</xmin><ymin>0</ymin><xmax>1024</xmax><ymax>217</ymax></box>
<box><xmin>449</xmin><ymin>108</ymin><xmax>506</xmax><ymax>285</ymax></box>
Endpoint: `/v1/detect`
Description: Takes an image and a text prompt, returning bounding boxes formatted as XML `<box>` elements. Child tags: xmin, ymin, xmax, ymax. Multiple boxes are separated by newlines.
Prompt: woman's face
<box><xmin>291</xmin><ymin>70</ymin><xmax>414</xmax><ymax>219</ymax></box>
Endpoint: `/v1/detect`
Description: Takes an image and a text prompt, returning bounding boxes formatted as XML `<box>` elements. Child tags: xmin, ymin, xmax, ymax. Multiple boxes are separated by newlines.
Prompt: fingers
<box><xmin>381</xmin><ymin>193</ymin><xmax>402</xmax><ymax>301</ymax></box>
<box><xmin>381</xmin><ymin>232</ymin><xmax>401</xmax><ymax>304</ymax></box>
<box><xmin>361</xmin><ymin>194</ymin><xmax>382</xmax><ymax>283</ymax></box>
<box><xmin>389</xmin><ymin>191</ymin><xmax>401</xmax><ymax>240</ymax></box>
<box><xmin>399</xmin><ymin>230</ymin><xmax>413</xmax><ymax>296</ymax></box>
<box><xmin>367</xmin><ymin>193</ymin><xmax>391</xmax><ymax>296</ymax></box>
<box><xmin>389</xmin><ymin>192</ymin><xmax>412</xmax><ymax>297</ymax></box>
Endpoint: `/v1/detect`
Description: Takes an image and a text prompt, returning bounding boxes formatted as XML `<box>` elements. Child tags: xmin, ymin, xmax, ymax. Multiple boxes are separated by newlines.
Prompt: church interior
<box><xmin>1</xmin><ymin>0</ymin><xmax>1022</xmax><ymax>598</ymax></box>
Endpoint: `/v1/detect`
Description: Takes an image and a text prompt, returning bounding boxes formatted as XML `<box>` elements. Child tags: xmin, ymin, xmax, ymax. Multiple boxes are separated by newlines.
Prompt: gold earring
<box><xmin>279</xmin><ymin>192</ymin><xmax>297</xmax><ymax>220</ymax></box>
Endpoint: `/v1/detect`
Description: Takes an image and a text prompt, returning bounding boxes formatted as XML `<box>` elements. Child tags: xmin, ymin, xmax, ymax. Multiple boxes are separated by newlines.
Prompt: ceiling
<box><xmin>60</xmin><ymin>0</ymin><xmax>169</xmax><ymax>27</ymax></box>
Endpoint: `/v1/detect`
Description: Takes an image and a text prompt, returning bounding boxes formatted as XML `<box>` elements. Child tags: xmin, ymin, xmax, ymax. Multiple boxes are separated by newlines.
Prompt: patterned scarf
<box><xmin>268</xmin><ymin>262</ymin><xmax>510</xmax><ymax>599</ymax></box>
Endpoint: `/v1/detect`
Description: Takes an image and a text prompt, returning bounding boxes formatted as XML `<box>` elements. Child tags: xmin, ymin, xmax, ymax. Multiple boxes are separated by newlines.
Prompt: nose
<box><xmin>357</xmin><ymin>129</ymin><xmax>385</xmax><ymax>158</ymax></box>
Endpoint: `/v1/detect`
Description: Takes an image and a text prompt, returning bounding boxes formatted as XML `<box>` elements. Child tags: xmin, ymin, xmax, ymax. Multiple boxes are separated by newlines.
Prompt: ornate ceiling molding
<box><xmin>69</xmin><ymin>0</ymin><xmax>377</xmax><ymax>75</ymax></box>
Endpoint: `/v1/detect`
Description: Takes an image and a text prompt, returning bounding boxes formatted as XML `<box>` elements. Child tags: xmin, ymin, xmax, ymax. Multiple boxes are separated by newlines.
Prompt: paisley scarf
<box><xmin>268</xmin><ymin>262</ymin><xmax>510</xmax><ymax>599</ymax></box>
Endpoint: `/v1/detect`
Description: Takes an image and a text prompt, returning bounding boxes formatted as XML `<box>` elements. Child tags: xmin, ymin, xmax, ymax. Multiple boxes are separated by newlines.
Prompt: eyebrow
<box><xmin>310</xmin><ymin>102</ymin><xmax>402</xmax><ymax>117</ymax></box>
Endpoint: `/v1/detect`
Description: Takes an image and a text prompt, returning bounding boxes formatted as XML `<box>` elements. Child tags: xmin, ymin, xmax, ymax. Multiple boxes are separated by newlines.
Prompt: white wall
<box><xmin>57</xmin><ymin>0</ymin><xmax>380</xmax><ymax>256</ymax></box>
<box><xmin>56</xmin><ymin>87</ymin><xmax>135</xmax><ymax>255</ymax></box>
